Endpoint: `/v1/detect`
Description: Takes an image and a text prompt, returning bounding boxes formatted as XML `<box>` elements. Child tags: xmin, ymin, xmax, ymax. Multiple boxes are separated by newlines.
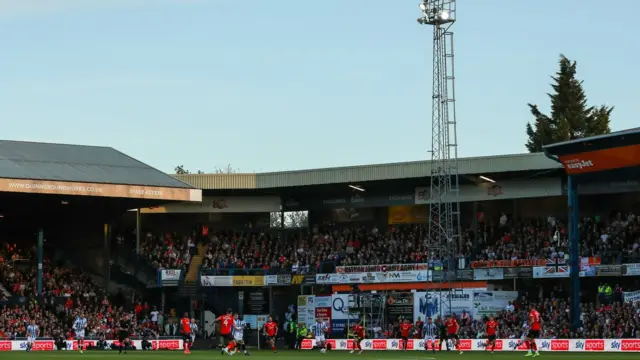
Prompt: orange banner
<box><xmin>559</xmin><ymin>144</ymin><xmax>640</xmax><ymax>175</ymax></box>
<box><xmin>471</xmin><ymin>259</ymin><xmax>546</xmax><ymax>268</ymax></box>
<box><xmin>388</xmin><ymin>205</ymin><xmax>428</xmax><ymax>224</ymax></box>
<box><xmin>0</xmin><ymin>178</ymin><xmax>201</xmax><ymax>202</ymax></box>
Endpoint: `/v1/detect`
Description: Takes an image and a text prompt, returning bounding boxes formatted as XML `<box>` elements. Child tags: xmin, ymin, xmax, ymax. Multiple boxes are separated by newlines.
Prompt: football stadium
<box><xmin>2</xmin><ymin>0</ymin><xmax>640</xmax><ymax>359</ymax></box>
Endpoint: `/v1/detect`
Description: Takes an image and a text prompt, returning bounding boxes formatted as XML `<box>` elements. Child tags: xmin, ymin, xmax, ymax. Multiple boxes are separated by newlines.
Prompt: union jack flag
<box><xmin>544</xmin><ymin>258</ymin><xmax>568</xmax><ymax>273</ymax></box>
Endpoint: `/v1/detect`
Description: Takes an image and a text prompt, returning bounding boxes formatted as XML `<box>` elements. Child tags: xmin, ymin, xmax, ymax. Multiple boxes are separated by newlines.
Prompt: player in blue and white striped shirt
<box><xmin>311</xmin><ymin>319</ymin><xmax>329</xmax><ymax>353</ymax></box>
<box><xmin>26</xmin><ymin>320</ymin><xmax>39</xmax><ymax>352</ymax></box>
<box><xmin>512</xmin><ymin>320</ymin><xmax>529</xmax><ymax>350</ymax></box>
<box><xmin>73</xmin><ymin>313</ymin><xmax>88</xmax><ymax>353</ymax></box>
<box><xmin>190</xmin><ymin>318</ymin><xmax>198</xmax><ymax>345</ymax></box>
<box><xmin>423</xmin><ymin>318</ymin><xmax>438</xmax><ymax>353</ymax></box>
<box><xmin>233</xmin><ymin>313</ymin><xmax>250</xmax><ymax>356</ymax></box>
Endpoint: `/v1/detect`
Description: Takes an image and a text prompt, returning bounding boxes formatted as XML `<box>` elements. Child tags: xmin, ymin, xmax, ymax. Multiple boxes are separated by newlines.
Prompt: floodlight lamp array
<box><xmin>417</xmin><ymin>1</ymin><xmax>453</xmax><ymax>25</ymax></box>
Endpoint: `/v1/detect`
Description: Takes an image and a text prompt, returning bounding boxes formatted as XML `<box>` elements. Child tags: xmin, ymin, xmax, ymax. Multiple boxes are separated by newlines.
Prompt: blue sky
<box><xmin>0</xmin><ymin>0</ymin><xmax>638</xmax><ymax>174</ymax></box>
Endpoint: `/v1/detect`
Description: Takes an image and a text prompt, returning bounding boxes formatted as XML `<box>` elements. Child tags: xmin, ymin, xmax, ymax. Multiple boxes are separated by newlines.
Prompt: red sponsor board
<box><xmin>458</xmin><ymin>340</ymin><xmax>472</xmax><ymax>351</ymax></box>
<box><xmin>32</xmin><ymin>341</ymin><xmax>55</xmax><ymax>351</ymax></box>
<box><xmin>585</xmin><ymin>340</ymin><xmax>604</xmax><ymax>351</ymax></box>
<box><xmin>493</xmin><ymin>340</ymin><xmax>504</xmax><ymax>351</ymax></box>
<box><xmin>326</xmin><ymin>340</ymin><xmax>336</xmax><ymax>350</ymax></box>
<box><xmin>372</xmin><ymin>339</ymin><xmax>387</xmax><ymax>350</ymax></box>
<box><xmin>69</xmin><ymin>340</ymin><xmax>97</xmax><ymax>350</ymax></box>
<box><xmin>301</xmin><ymin>339</ymin><xmax>313</xmax><ymax>350</ymax></box>
<box><xmin>621</xmin><ymin>340</ymin><xmax>640</xmax><ymax>351</ymax></box>
<box><xmin>314</xmin><ymin>307</ymin><xmax>331</xmax><ymax>329</ymax></box>
<box><xmin>346</xmin><ymin>340</ymin><xmax>355</xmax><ymax>349</ymax></box>
<box><xmin>551</xmin><ymin>340</ymin><xmax>569</xmax><ymax>351</ymax></box>
<box><xmin>405</xmin><ymin>339</ymin><xmax>414</xmax><ymax>350</ymax></box>
<box><xmin>517</xmin><ymin>342</ymin><xmax>529</xmax><ymax>351</ymax></box>
<box><xmin>155</xmin><ymin>340</ymin><xmax>181</xmax><ymax>350</ymax></box>
<box><xmin>0</xmin><ymin>341</ymin><xmax>11</xmax><ymax>351</ymax></box>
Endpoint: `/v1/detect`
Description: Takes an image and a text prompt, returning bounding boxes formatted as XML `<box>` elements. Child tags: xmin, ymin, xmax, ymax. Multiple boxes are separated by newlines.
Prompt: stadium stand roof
<box><xmin>0</xmin><ymin>140</ymin><xmax>193</xmax><ymax>188</ymax></box>
<box><xmin>176</xmin><ymin>152</ymin><xmax>561</xmax><ymax>190</ymax></box>
<box><xmin>544</xmin><ymin>128</ymin><xmax>640</xmax><ymax>156</ymax></box>
<box><xmin>544</xmin><ymin>128</ymin><xmax>640</xmax><ymax>179</ymax></box>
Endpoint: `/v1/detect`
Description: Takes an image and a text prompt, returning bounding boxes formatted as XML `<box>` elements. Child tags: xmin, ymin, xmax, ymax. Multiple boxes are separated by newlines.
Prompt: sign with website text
<box><xmin>160</xmin><ymin>269</ymin><xmax>182</xmax><ymax>281</ymax></box>
<box><xmin>624</xmin><ymin>263</ymin><xmax>640</xmax><ymax>276</ymax></box>
<box><xmin>0</xmin><ymin>178</ymin><xmax>201</xmax><ymax>201</ymax></box>
<box><xmin>141</xmin><ymin>196</ymin><xmax>281</xmax><ymax>213</ymax></box>
<box><xmin>559</xmin><ymin>144</ymin><xmax>640</xmax><ymax>175</ymax></box>
<box><xmin>414</xmin><ymin>290</ymin><xmax>517</xmax><ymax>321</ymax></box>
<box><xmin>264</xmin><ymin>274</ymin><xmax>292</xmax><ymax>286</ymax></box>
<box><xmin>298</xmin><ymin>338</ymin><xmax>640</xmax><ymax>352</ymax></box>
<box><xmin>232</xmin><ymin>276</ymin><xmax>265</xmax><ymax>287</ymax></box>
<box><xmin>415</xmin><ymin>178</ymin><xmax>561</xmax><ymax>204</ymax></box>
<box><xmin>315</xmin><ymin>270</ymin><xmax>431</xmax><ymax>284</ymax></box>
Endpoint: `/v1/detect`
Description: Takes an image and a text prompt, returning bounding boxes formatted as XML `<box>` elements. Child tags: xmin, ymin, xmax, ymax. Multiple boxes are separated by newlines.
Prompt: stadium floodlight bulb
<box><xmin>439</xmin><ymin>10</ymin><xmax>450</xmax><ymax>20</ymax></box>
<box><xmin>419</xmin><ymin>2</ymin><xmax>427</xmax><ymax>11</ymax></box>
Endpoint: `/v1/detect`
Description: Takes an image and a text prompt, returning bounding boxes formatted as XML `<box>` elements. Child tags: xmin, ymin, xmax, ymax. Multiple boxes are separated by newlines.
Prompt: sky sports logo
<box><xmin>564</xmin><ymin>159</ymin><xmax>594</xmax><ymax>170</ymax></box>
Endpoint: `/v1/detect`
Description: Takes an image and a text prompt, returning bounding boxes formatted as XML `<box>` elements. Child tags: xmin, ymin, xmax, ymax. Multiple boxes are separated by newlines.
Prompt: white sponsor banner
<box><xmin>297</xmin><ymin>295</ymin><xmax>316</xmax><ymax>329</ymax></box>
<box><xmin>141</xmin><ymin>196</ymin><xmax>281</xmax><ymax>214</ymax></box>
<box><xmin>415</xmin><ymin>178</ymin><xmax>561</xmax><ymax>204</ymax></box>
<box><xmin>533</xmin><ymin>266</ymin><xmax>571</xmax><ymax>279</ymax></box>
<box><xmin>1</xmin><ymin>339</ymin><xmax>183</xmax><ymax>351</ymax></box>
<box><xmin>315</xmin><ymin>296</ymin><xmax>331</xmax><ymax>308</ymax></box>
<box><xmin>200</xmin><ymin>275</ymin><xmax>233</xmax><ymax>287</ymax></box>
<box><xmin>473</xmin><ymin>268</ymin><xmax>504</xmax><ymax>280</ymax></box>
<box><xmin>315</xmin><ymin>270</ymin><xmax>431</xmax><ymax>284</ymax></box>
<box><xmin>161</xmin><ymin>269</ymin><xmax>182</xmax><ymax>281</ymax></box>
<box><xmin>413</xmin><ymin>290</ymin><xmax>517</xmax><ymax>322</ymax></box>
<box><xmin>624</xmin><ymin>263</ymin><xmax>640</xmax><ymax>276</ymax></box>
<box><xmin>298</xmin><ymin>338</ymin><xmax>640</xmax><ymax>351</ymax></box>
<box><xmin>624</xmin><ymin>290</ymin><xmax>640</xmax><ymax>304</ymax></box>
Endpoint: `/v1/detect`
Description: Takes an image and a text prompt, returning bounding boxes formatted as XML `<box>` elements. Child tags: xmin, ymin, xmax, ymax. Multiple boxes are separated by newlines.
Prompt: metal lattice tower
<box><xmin>417</xmin><ymin>0</ymin><xmax>462</xmax><ymax>318</ymax></box>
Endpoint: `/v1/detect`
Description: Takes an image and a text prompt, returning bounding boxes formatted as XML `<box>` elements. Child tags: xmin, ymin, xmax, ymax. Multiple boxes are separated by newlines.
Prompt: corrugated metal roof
<box><xmin>173</xmin><ymin>174</ymin><xmax>257</xmax><ymax>189</ymax></box>
<box><xmin>180</xmin><ymin>153</ymin><xmax>560</xmax><ymax>189</ymax></box>
<box><xmin>0</xmin><ymin>140</ymin><xmax>193</xmax><ymax>188</ymax></box>
<box><xmin>255</xmin><ymin>153</ymin><xmax>561</xmax><ymax>188</ymax></box>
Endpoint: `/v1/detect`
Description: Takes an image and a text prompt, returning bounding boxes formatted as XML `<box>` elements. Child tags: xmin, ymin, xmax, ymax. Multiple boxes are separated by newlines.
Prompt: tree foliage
<box><xmin>525</xmin><ymin>54</ymin><xmax>613</xmax><ymax>152</ymax></box>
<box><xmin>173</xmin><ymin>165</ymin><xmax>235</xmax><ymax>174</ymax></box>
<box><xmin>270</xmin><ymin>211</ymin><xmax>309</xmax><ymax>228</ymax></box>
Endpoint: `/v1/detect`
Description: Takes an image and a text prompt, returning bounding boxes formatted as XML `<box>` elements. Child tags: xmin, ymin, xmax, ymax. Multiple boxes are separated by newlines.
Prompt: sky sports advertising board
<box><xmin>297</xmin><ymin>338</ymin><xmax>640</xmax><ymax>351</ymax></box>
<box><xmin>0</xmin><ymin>339</ymin><xmax>184</xmax><ymax>351</ymax></box>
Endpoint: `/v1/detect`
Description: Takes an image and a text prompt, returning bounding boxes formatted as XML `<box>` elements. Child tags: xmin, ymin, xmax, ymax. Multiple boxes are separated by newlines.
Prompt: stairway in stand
<box><xmin>0</xmin><ymin>283</ymin><xmax>10</xmax><ymax>298</ymax></box>
<box><xmin>185</xmin><ymin>243</ymin><xmax>208</xmax><ymax>284</ymax></box>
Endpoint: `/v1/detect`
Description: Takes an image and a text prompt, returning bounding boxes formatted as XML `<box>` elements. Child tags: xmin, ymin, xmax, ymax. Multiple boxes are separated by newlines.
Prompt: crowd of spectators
<box><xmin>137</xmin><ymin>232</ymin><xmax>195</xmax><ymax>270</ymax></box>
<box><xmin>191</xmin><ymin>210</ymin><xmax>639</xmax><ymax>273</ymax></box>
<box><xmin>0</xmin><ymin>241</ymin><xmax>179</xmax><ymax>340</ymax></box>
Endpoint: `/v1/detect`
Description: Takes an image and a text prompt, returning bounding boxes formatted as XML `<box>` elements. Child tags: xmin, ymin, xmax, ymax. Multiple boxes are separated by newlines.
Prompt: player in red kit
<box><xmin>217</xmin><ymin>309</ymin><xmax>236</xmax><ymax>355</ymax></box>
<box><xmin>349</xmin><ymin>321</ymin><xmax>365</xmax><ymax>354</ymax></box>
<box><xmin>263</xmin><ymin>316</ymin><xmax>279</xmax><ymax>353</ymax></box>
<box><xmin>525</xmin><ymin>306</ymin><xmax>541</xmax><ymax>357</ymax></box>
<box><xmin>484</xmin><ymin>315</ymin><xmax>498</xmax><ymax>353</ymax></box>
<box><xmin>399</xmin><ymin>319</ymin><xmax>413</xmax><ymax>351</ymax></box>
<box><xmin>180</xmin><ymin>313</ymin><xmax>192</xmax><ymax>355</ymax></box>
<box><xmin>444</xmin><ymin>315</ymin><xmax>462</xmax><ymax>354</ymax></box>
